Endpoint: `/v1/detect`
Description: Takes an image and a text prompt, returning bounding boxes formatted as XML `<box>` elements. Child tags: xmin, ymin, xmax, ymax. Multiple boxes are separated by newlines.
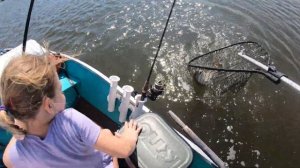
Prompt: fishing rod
<box><xmin>140</xmin><ymin>0</ymin><xmax>177</xmax><ymax>101</ymax></box>
<box><xmin>138</xmin><ymin>0</ymin><xmax>226</xmax><ymax>167</ymax></box>
<box><xmin>22</xmin><ymin>0</ymin><xmax>35</xmax><ymax>54</ymax></box>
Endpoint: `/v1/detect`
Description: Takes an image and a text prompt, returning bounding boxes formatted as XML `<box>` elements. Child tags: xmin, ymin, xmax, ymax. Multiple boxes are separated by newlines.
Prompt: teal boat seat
<box><xmin>60</xmin><ymin>75</ymin><xmax>78</xmax><ymax>92</ymax></box>
<box><xmin>59</xmin><ymin>73</ymin><xmax>79</xmax><ymax>108</ymax></box>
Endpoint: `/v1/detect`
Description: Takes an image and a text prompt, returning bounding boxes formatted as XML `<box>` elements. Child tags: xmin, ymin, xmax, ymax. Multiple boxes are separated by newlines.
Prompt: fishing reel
<box><xmin>147</xmin><ymin>80</ymin><xmax>165</xmax><ymax>101</ymax></box>
<box><xmin>145</xmin><ymin>81</ymin><xmax>165</xmax><ymax>101</ymax></box>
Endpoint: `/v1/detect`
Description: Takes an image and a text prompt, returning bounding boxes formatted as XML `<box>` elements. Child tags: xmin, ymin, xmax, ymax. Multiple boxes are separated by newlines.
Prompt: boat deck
<box><xmin>75</xmin><ymin>98</ymin><xmax>119</xmax><ymax>131</ymax></box>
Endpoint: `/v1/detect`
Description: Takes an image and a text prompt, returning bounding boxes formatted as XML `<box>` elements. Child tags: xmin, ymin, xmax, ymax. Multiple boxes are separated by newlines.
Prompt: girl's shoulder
<box><xmin>54</xmin><ymin>108</ymin><xmax>96</xmax><ymax>131</ymax></box>
<box><xmin>57</xmin><ymin>108</ymin><xmax>82</xmax><ymax>120</ymax></box>
<box><xmin>54</xmin><ymin>108</ymin><xmax>101</xmax><ymax>147</ymax></box>
<box><xmin>60</xmin><ymin>108</ymin><xmax>78</xmax><ymax>115</ymax></box>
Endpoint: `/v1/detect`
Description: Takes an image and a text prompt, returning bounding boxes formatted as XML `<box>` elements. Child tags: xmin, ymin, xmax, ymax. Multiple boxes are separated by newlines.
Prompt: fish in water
<box><xmin>195</xmin><ymin>70</ymin><xmax>218</xmax><ymax>86</ymax></box>
<box><xmin>194</xmin><ymin>69</ymin><xmax>251</xmax><ymax>95</ymax></box>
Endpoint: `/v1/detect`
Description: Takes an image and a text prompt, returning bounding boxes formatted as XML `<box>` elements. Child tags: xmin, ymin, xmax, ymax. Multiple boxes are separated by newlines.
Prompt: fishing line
<box><xmin>141</xmin><ymin>0</ymin><xmax>177</xmax><ymax>101</ymax></box>
<box><xmin>22</xmin><ymin>0</ymin><xmax>35</xmax><ymax>53</ymax></box>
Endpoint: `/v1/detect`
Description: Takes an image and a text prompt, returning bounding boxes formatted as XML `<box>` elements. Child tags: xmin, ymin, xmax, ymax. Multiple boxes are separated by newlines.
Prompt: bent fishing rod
<box><xmin>22</xmin><ymin>0</ymin><xmax>35</xmax><ymax>54</ymax></box>
<box><xmin>140</xmin><ymin>0</ymin><xmax>177</xmax><ymax>101</ymax></box>
<box><xmin>139</xmin><ymin>0</ymin><xmax>226</xmax><ymax>168</ymax></box>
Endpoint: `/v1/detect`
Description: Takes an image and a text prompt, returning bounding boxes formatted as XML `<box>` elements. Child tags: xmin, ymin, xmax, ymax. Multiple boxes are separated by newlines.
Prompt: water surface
<box><xmin>1</xmin><ymin>0</ymin><xmax>300</xmax><ymax>167</ymax></box>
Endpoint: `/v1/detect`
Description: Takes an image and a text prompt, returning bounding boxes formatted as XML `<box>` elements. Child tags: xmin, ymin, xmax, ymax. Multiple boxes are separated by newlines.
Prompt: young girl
<box><xmin>0</xmin><ymin>54</ymin><xmax>141</xmax><ymax>168</ymax></box>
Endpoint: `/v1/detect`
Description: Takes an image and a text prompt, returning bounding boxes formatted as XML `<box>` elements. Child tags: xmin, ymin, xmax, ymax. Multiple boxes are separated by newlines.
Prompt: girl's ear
<box><xmin>43</xmin><ymin>97</ymin><xmax>54</xmax><ymax>115</ymax></box>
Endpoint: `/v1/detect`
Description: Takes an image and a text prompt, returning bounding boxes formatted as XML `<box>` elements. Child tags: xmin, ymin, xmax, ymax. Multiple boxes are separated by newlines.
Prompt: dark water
<box><xmin>1</xmin><ymin>0</ymin><xmax>300</xmax><ymax>167</ymax></box>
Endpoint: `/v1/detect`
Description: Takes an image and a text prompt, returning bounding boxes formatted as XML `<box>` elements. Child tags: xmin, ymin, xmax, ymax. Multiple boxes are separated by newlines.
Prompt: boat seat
<box><xmin>59</xmin><ymin>73</ymin><xmax>80</xmax><ymax>108</ymax></box>
<box><xmin>59</xmin><ymin>74</ymin><xmax>78</xmax><ymax>92</ymax></box>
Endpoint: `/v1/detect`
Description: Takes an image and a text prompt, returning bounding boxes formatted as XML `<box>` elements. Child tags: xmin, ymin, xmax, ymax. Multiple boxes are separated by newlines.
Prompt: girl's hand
<box><xmin>95</xmin><ymin>119</ymin><xmax>142</xmax><ymax>158</ymax></box>
<box><xmin>117</xmin><ymin>119</ymin><xmax>142</xmax><ymax>143</ymax></box>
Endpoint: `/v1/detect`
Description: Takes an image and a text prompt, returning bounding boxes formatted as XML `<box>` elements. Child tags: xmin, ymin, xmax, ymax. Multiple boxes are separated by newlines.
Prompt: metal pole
<box><xmin>238</xmin><ymin>52</ymin><xmax>300</xmax><ymax>92</ymax></box>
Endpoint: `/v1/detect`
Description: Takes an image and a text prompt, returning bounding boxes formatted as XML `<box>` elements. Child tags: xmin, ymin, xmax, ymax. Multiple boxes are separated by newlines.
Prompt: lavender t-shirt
<box><xmin>9</xmin><ymin>108</ymin><xmax>113</xmax><ymax>168</ymax></box>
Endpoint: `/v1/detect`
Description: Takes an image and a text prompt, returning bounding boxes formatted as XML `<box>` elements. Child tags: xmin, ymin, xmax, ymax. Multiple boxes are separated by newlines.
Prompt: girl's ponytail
<box><xmin>0</xmin><ymin>108</ymin><xmax>26</xmax><ymax>138</ymax></box>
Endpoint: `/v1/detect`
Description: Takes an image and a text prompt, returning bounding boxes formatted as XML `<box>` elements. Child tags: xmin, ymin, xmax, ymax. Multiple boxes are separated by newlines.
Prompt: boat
<box><xmin>0</xmin><ymin>40</ymin><xmax>224</xmax><ymax>168</ymax></box>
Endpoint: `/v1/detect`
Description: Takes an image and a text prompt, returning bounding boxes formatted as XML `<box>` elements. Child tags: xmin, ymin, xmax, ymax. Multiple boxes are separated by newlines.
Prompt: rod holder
<box><xmin>119</xmin><ymin>85</ymin><xmax>134</xmax><ymax>122</ymax></box>
<box><xmin>130</xmin><ymin>94</ymin><xmax>146</xmax><ymax>119</ymax></box>
<box><xmin>107</xmin><ymin>75</ymin><xmax>120</xmax><ymax>112</ymax></box>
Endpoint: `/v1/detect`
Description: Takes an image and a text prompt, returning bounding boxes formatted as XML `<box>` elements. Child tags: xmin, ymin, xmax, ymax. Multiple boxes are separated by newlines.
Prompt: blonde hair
<box><xmin>0</xmin><ymin>54</ymin><xmax>56</xmax><ymax>136</ymax></box>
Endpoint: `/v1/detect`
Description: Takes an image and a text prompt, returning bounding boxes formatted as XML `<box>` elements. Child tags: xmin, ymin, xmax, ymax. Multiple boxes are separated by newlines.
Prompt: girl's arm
<box><xmin>65</xmin><ymin>109</ymin><xmax>141</xmax><ymax>158</ymax></box>
<box><xmin>94</xmin><ymin>120</ymin><xmax>141</xmax><ymax>158</ymax></box>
